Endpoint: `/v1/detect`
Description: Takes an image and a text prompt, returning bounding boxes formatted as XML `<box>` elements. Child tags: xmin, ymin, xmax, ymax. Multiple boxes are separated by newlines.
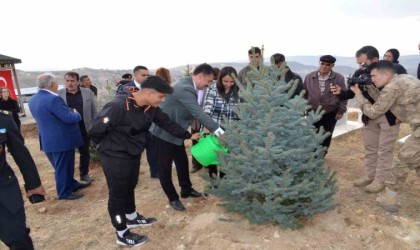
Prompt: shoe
<box><xmin>169</xmin><ymin>200</ymin><xmax>186</xmax><ymax>211</ymax></box>
<box><xmin>73</xmin><ymin>181</ymin><xmax>91</xmax><ymax>192</ymax></box>
<box><xmin>353</xmin><ymin>177</ymin><xmax>374</xmax><ymax>187</ymax></box>
<box><xmin>61</xmin><ymin>193</ymin><xmax>84</xmax><ymax>200</ymax></box>
<box><xmin>364</xmin><ymin>180</ymin><xmax>385</xmax><ymax>193</ymax></box>
<box><xmin>116</xmin><ymin>231</ymin><xmax>148</xmax><ymax>247</ymax></box>
<box><xmin>126</xmin><ymin>213</ymin><xmax>157</xmax><ymax>229</ymax></box>
<box><xmin>190</xmin><ymin>165</ymin><xmax>203</xmax><ymax>173</ymax></box>
<box><xmin>376</xmin><ymin>187</ymin><xmax>400</xmax><ymax>213</ymax></box>
<box><xmin>181</xmin><ymin>188</ymin><xmax>203</xmax><ymax>198</ymax></box>
<box><xmin>81</xmin><ymin>174</ymin><xmax>94</xmax><ymax>182</ymax></box>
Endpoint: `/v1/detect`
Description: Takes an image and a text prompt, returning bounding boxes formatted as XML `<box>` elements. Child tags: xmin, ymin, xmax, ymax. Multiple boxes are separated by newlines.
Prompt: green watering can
<box><xmin>191</xmin><ymin>132</ymin><xmax>228</xmax><ymax>167</ymax></box>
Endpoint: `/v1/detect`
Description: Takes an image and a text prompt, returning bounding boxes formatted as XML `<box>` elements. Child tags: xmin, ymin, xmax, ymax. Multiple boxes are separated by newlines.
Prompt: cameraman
<box><xmin>0</xmin><ymin>110</ymin><xmax>45</xmax><ymax>249</ymax></box>
<box><xmin>331</xmin><ymin>46</ymin><xmax>400</xmax><ymax>194</ymax></box>
<box><xmin>350</xmin><ymin>60</ymin><xmax>420</xmax><ymax>212</ymax></box>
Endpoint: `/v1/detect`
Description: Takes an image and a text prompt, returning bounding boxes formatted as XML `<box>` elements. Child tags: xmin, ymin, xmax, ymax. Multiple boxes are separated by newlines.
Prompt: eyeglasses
<box><xmin>320</xmin><ymin>62</ymin><xmax>332</xmax><ymax>66</ymax></box>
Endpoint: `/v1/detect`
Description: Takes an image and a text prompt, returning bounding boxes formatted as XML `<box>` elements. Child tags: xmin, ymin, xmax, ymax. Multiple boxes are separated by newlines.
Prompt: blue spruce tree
<box><xmin>210</xmin><ymin>53</ymin><xmax>338</xmax><ymax>229</ymax></box>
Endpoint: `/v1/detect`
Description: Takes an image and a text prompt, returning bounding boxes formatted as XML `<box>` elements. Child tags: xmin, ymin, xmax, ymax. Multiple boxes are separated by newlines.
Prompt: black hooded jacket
<box><xmin>89</xmin><ymin>89</ymin><xmax>191</xmax><ymax>159</ymax></box>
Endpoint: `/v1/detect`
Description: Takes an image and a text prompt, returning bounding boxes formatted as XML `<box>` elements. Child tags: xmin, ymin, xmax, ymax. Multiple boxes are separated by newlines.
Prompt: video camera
<box><xmin>347</xmin><ymin>74</ymin><xmax>371</xmax><ymax>86</ymax></box>
<box><xmin>347</xmin><ymin>62</ymin><xmax>372</xmax><ymax>86</ymax></box>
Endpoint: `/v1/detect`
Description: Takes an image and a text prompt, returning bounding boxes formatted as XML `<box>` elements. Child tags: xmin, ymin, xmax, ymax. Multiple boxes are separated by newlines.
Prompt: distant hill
<box><xmin>15</xmin><ymin>55</ymin><xmax>418</xmax><ymax>89</ymax></box>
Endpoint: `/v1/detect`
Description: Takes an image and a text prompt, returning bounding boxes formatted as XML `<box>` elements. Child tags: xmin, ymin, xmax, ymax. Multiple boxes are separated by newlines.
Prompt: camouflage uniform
<box><xmin>355</xmin><ymin>74</ymin><xmax>420</xmax><ymax>191</ymax></box>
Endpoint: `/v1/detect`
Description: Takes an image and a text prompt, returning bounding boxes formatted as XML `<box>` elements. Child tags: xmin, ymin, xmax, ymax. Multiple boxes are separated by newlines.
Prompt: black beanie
<box><xmin>387</xmin><ymin>49</ymin><xmax>400</xmax><ymax>63</ymax></box>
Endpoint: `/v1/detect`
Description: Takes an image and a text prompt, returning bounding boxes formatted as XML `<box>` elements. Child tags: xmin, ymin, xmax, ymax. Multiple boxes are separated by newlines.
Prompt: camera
<box><xmin>347</xmin><ymin>74</ymin><xmax>371</xmax><ymax>86</ymax></box>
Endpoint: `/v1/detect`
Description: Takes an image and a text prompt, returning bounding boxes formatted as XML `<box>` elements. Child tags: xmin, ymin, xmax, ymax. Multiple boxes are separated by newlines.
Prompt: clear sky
<box><xmin>2</xmin><ymin>0</ymin><xmax>420</xmax><ymax>71</ymax></box>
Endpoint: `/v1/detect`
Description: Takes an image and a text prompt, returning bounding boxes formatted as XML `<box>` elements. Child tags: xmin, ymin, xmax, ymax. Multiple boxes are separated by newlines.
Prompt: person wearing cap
<box><xmin>303</xmin><ymin>55</ymin><xmax>347</xmax><ymax>152</ymax></box>
<box><xmin>331</xmin><ymin>46</ymin><xmax>401</xmax><ymax>194</ymax></box>
<box><xmin>383</xmin><ymin>48</ymin><xmax>407</xmax><ymax>74</ymax></box>
<box><xmin>89</xmin><ymin>76</ymin><xmax>200</xmax><ymax>247</ymax></box>
<box><xmin>115</xmin><ymin>73</ymin><xmax>133</xmax><ymax>87</ymax></box>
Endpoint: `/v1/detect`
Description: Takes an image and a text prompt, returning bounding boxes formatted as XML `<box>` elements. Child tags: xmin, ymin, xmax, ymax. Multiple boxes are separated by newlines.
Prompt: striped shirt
<box><xmin>317</xmin><ymin>71</ymin><xmax>331</xmax><ymax>93</ymax></box>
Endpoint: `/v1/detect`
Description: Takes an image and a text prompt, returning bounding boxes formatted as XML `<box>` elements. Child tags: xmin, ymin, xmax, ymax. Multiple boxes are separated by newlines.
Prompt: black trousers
<box><xmin>190</xmin><ymin>127</ymin><xmax>202</xmax><ymax>169</ymax></box>
<box><xmin>208</xmin><ymin>165</ymin><xmax>225</xmax><ymax>179</ymax></box>
<box><xmin>78</xmin><ymin>129</ymin><xmax>91</xmax><ymax>177</ymax></box>
<box><xmin>314</xmin><ymin>111</ymin><xmax>338</xmax><ymax>151</ymax></box>
<box><xmin>145</xmin><ymin>131</ymin><xmax>158</xmax><ymax>178</ymax></box>
<box><xmin>100</xmin><ymin>153</ymin><xmax>140</xmax><ymax>231</ymax></box>
<box><xmin>153</xmin><ymin>135</ymin><xmax>192</xmax><ymax>202</ymax></box>
<box><xmin>0</xmin><ymin>182</ymin><xmax>34</xmax><ymax>250</ymax></box>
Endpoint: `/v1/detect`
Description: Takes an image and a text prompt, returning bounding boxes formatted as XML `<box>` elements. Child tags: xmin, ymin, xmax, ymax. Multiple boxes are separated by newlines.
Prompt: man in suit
<box><xmin>190</xmin><ymin>67</ymin><xmax>220</xmax><ymax>173</ymax></box>
<box><xmin>58</xmin><ymin>72</ymin><xmax>97</xmax><ymax>183</ymax></box>
<box><xmin>150</xmin><ymin>63</ymin><xmax>225</xmax><ymax>211</ymax></box>
<box><xmin>29</xmin><ymin>73</ymin><xmax>90</xmax><ymax>200</ymax></box>
<box><xmin>0</xmin><ymin>110</ymin><xmax>45</xmax><ymax>249</ymax></box>
<box><xmin>117</xmin><ymin>65</ymin><xmax>149</xmax><ymax>93</ymax></box>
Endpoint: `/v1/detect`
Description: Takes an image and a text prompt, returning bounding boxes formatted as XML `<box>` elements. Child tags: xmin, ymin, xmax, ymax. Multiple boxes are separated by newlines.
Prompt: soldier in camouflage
<box><xmin>350</xmin><ymin>60</ymin><xmax>420</xmax><ymax>212</ymax></box>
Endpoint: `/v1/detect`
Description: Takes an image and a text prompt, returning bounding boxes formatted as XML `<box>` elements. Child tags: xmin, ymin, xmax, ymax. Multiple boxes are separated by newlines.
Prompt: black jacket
<box><xmin>89</xmin><ymin>90</ymin><xmax>191</xmax><ymax>159</ymax></box>
<box><xmin>0</xmin><ymin>98</ymin><xmax>21</xmax><ymax>127</ymax></box>
<box><xmin>0</xmin><ymin>110</ymin><xmax>42</xmax><ymax>213</ymax></box>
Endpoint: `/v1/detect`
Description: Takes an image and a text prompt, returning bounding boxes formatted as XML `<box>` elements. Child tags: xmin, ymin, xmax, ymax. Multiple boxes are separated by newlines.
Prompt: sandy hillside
<box><xmin>2</xmin><ymin>123</ymin><xmax>420</xmax><ymax>250</ymax></box>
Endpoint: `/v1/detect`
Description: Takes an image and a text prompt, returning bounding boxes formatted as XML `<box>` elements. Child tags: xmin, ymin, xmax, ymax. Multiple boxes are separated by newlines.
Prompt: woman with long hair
<box><xmin>155</xmin><ymin>67</ymin><xmax>172</xmax><ymax>84</ymax></box>
<box><xmin>0</xmin><ymin>88</ymin><xmax>21</xmax><ymax>131</ymax></box>
<box><xmin>202</xmin><ymin>66</ymin><xmax>241</xmax><ymax>179</ymax></box>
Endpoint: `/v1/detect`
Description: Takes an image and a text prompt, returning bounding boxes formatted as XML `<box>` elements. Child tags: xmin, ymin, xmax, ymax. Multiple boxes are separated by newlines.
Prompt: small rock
<box><xmin>368</xmin><ymin>215</ymin><xmax>377</xmax><ymax>221</ymax></box>
<box><xmin>273</xmin><ymin>231</ymin><xmax>280</xmax><ymax>238</ymax></box>
<box><xmin>176</xmin><ymin>244</ymin><xmax>186</xmax><ymax>250</ymax></box>
<box><xmin>186</xmin><ymin>202</ymin><xmax>192</xmax><ymax>207</ymax></box>
<box><xmin>355</xmin><ymin>209</ymin><xmax>363</xmax><ymax>216</ymax></box>
<box><xmin>350</xmin><ymin>225</ymin><xmax>356</xmax><ymax>229</ymax></box>
<box><xmin>38</xmin><ymin>207</ymin><xmax>47</xmax><ymax>213</ymax></box>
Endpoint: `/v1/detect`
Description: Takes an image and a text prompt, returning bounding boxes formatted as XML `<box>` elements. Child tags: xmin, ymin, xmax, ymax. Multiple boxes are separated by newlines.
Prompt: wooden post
<box><xmin>11</xmin><ymin>64</ymin><xmax>26</xmax><ymax>117</ymax></box>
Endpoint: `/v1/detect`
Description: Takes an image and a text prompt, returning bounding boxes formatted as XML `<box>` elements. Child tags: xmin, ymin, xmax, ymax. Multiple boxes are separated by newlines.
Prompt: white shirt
<box><xmin>192</xmin><ymin>79</ymin><xmax>224</xmax><ymax>136</ymax></box>
<box><xmin>40</xmin><ymin>89</ymin><xmax>58</xmax><ymax>96</ymax></box>
<box><xmin>134</xmin><ymin>80</ymin><xmax>141</xmax><ymax>89</ymax></box>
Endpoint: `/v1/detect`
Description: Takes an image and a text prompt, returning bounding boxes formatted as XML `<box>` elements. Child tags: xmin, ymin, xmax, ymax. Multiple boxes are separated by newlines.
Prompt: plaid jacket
<box><xmin>203</xmin><ymin>83</ymin><xmax>240</xmax><ymax>126</ymax></box>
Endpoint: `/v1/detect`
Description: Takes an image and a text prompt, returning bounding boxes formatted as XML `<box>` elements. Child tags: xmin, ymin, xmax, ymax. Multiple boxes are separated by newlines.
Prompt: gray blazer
<box><xmin>57</xmin><ymin>87</ymin><xmax>97</xmax><ymax>130</ymax></box>
<box><xmin>150</xmin><ymin>77</ymin><xmax>219</xmax><ymax>145</ymax></box>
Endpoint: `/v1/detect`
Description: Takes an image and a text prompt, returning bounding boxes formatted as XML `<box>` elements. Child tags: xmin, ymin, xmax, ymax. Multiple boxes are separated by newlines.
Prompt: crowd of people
<box><xmin>1</xmin><ymin>42</ymin><xmax>419</xmax><ymax>248</ymax></box>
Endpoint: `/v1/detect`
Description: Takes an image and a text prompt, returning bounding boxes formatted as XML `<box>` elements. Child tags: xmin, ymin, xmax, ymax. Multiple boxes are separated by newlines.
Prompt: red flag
<box><xmin>0</xmin><ymin>70</ymin><xmax>17</xmax><ymax>99</ymax></box>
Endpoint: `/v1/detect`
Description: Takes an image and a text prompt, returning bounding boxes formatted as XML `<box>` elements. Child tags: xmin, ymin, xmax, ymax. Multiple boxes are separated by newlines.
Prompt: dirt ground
<box><xmin>3</xmin><ymin>123</ymin><xmax>420</xmax><ymax>250</ymax></box>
